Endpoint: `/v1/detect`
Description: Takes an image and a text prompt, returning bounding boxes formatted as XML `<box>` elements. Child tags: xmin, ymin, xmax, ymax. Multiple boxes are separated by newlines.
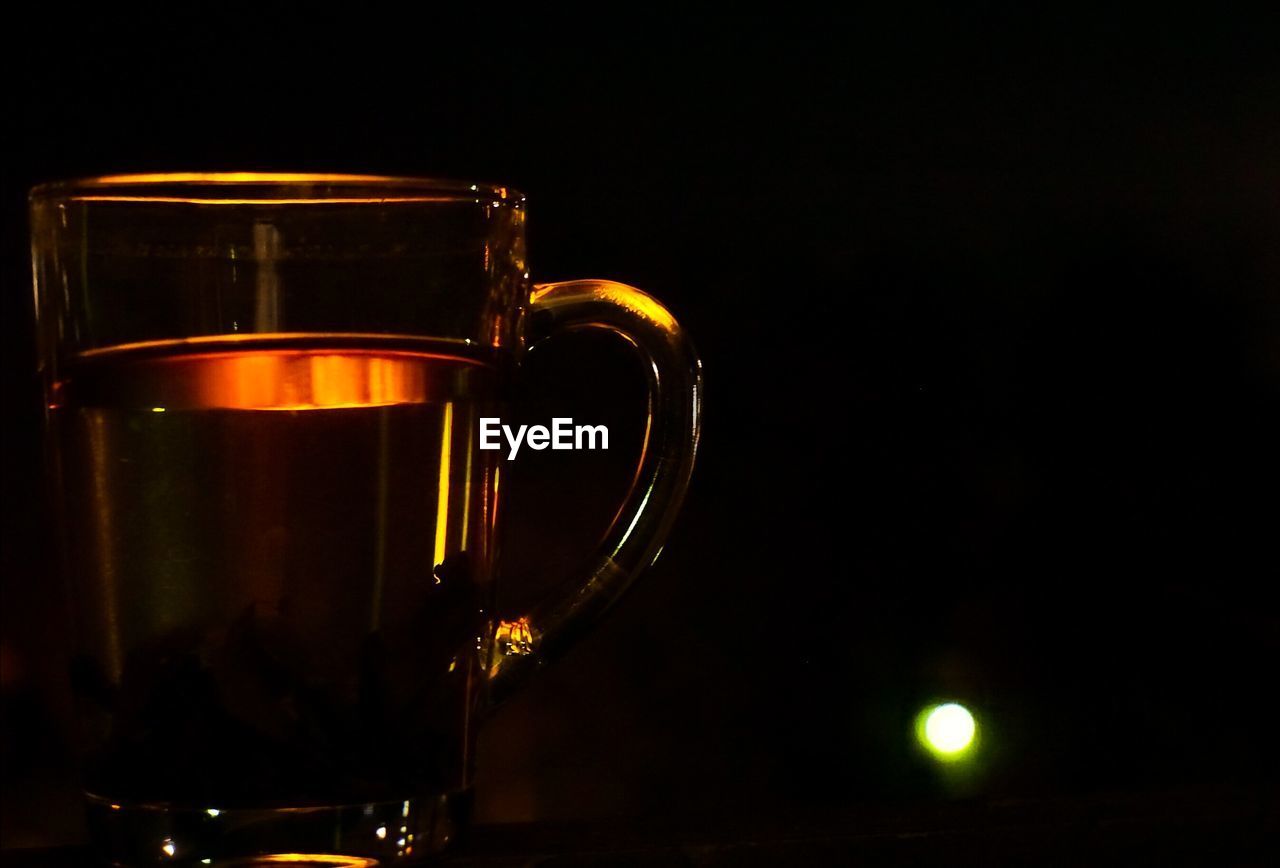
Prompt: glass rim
<box><xmin>28</xmin><ymin>172</ymin><xmax>525</xmax><ymax>205</ymax></box>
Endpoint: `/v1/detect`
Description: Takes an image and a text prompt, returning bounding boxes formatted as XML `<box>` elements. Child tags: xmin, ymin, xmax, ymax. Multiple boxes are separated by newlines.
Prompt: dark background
<box><xmin>3</xmin><ymin>10</ymin><xmax>1278</xmax><ymax>850</ymax></box>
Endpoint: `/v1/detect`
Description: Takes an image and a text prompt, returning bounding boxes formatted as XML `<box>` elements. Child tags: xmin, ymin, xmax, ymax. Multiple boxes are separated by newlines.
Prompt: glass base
<box><xmin>84</xmin><ymin>790</ymin><xmax>473</xmax><ymax>867</ymax></box>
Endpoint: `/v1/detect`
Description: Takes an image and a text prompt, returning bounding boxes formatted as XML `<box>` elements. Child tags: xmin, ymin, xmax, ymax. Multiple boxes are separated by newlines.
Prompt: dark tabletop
<box><xmin>4</xmin><ymin>789</ymin><xmax>1277</xmax><ymax>867</ymax></box>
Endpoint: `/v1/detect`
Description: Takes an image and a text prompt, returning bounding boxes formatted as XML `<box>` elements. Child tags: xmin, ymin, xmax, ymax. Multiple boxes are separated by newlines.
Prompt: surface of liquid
<box><xmin>51</xmin><ymin>336</ymin><xmax>503</xmax><ymax>808</ymax></box>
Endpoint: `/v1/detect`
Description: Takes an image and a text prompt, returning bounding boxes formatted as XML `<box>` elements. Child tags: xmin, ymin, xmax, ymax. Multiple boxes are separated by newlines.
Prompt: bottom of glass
<box><xmin>84</xmin><ymin>790</ymin><xmax>473</xmax><ymax>867</ymax></box>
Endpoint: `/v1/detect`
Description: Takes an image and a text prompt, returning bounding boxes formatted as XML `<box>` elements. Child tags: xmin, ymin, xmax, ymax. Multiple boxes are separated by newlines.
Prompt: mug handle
<box><xmin>486</xmin><ymin>279</ymin><xmax>703</xmax><ymax>703</ymax></box>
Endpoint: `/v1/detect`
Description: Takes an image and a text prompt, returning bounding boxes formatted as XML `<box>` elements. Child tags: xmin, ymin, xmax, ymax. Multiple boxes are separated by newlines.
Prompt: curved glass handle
<box><xmin>487</xmin><ymin>279</ymin><xmax>702</xmax><ymax>703</ymax></box>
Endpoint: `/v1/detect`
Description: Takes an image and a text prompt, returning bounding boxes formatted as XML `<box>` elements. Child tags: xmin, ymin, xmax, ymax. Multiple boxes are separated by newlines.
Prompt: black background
<box><xmin>3</xmin><ymin>10</ymin><xmax>1279</xmax><ymax>849</ymax></box>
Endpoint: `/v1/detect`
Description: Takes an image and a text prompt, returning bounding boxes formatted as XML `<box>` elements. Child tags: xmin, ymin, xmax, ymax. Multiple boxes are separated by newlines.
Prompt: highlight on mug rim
<box><xmin>28</xmin><ymin>172</ymin><xmax>525</xmax><ymax>206</ymax></box>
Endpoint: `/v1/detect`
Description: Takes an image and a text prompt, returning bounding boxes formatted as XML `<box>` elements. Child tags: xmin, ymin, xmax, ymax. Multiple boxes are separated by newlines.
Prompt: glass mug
<box><xmin>29</xmin><ymin>174</ymin><xmax>701</xmax><ymax>866</ymax></box>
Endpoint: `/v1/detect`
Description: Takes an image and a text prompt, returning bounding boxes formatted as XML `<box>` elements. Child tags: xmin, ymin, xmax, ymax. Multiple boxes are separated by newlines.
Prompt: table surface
<box><xmin>3</xmin><ymin>788</ymin><xmax>1277</xmax><ymax>866</ymax></box>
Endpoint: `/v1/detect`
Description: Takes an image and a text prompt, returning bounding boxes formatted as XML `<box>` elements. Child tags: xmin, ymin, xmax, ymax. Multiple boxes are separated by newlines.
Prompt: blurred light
<box><xmin>375</xmin><ymin>826</ymin><xmax>386</xmax><ymax>840</ymax></box>
<box><xmin>161</xmin><ymin>839</ymin><xmax>177</xmax><ymax>858</ymax></box>
<box><xmin>917</xmin><ymin>702</ymin><xmax>976</xmax><ymax>760</ymax></box>
<box><xmin>205</xmin><ymin>808</ymin><xmax>221</xmax><ymax>817</ymax></box>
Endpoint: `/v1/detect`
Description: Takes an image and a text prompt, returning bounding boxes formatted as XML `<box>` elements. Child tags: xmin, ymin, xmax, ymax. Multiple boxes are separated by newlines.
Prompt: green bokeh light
<box><xmin>916</xmin><ymin>702</ymin><xmax>977</xmax><ymax>761</ymax></box>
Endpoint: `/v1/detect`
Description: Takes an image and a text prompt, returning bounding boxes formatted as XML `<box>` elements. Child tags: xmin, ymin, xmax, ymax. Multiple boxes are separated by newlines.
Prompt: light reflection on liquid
<box><xmin>230</xmin><ymin>856</ymin><xmax>379</xmax><ymax>868</ymax></box>
<box><xmin>59</xmin><ymin>341</ymin><xmax>492</xmax><ymax>412</ymax></box>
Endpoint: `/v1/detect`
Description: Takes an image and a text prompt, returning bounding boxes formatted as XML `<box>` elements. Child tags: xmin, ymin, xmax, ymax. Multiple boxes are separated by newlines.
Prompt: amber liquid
<box><xmin>51</xmin><ymin>336</ymin><xmax>503</xmax><ymax>808</ymax></box>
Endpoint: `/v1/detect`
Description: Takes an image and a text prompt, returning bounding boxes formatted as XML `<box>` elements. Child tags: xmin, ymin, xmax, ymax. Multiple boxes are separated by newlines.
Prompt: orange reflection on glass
<box><xmin>237</xmin><ymin>856</ymin><xmax>379</xmax><ymax>868</ymax></box>
<box><xmin>92</xmin><ymin>173</ymin><xmax>397</xmax><ymax>185</ymax></box>
<box><xmin>491</xmin><ymin>618</ymin><xmax>535</xmax><ymax>674</ymax></box>
<box><xmin>119</xmin><ymin>349</ymin><xmax>444</xmax><ymax>411</ymax></box>
<box><xmin>72</xmin><ymin>195</ymin><xmax>460</xmax><ymax>205</ymax></box>
<box><xmin>59</xmin><ymin>338</ymin><xmax>500</xmax><ymax>413</ymax></box>
<box><xmin>531</xmin><ymin>282</ymin><xmax>677</xmax><ymax>332</ymax></box>
<box><xmin>40</xmin><ymin>174</ymin><xmax>518</xmax><ymax>206</ymax></box>
<box><xmin>196</xmin><ymin>351</ymin><xmax>434</xmax><ymax>410</ymax></box>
